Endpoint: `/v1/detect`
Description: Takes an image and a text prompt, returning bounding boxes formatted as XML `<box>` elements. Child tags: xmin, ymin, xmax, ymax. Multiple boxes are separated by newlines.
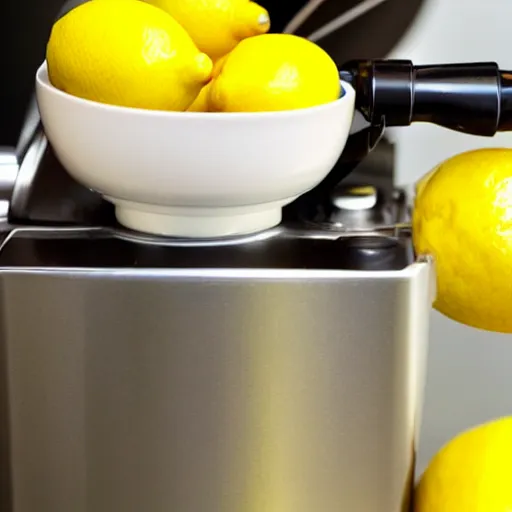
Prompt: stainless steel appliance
<box><xmin>1</xmin><ymin>60</ymin><xmax>511</xmax><ymax>512</ymax></box>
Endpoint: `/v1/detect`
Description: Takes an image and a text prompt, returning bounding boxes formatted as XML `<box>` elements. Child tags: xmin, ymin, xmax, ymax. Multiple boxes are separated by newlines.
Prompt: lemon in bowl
<box><xmin>190</xmin><ymin>34</ymin><xmax>342</xmax><ymax>113</ymax></box>
<box><xmin>36</xmin><ymin>62</ymin><xmax>355</xmax><ymax>238</ymax></box>
<box><xmin>47</xmin><ymin>0</ymin><xmax>212</xmax><ymax>111</ymax></box>
<box><xmin>142</xmin><ymin>0</ymin><xmax>271</xmax><ymax>62</ymax></box>
<box><xmin>209</xmin><ymin>34</ymin><xmax>342</xmax><ymax>113</ymax></box>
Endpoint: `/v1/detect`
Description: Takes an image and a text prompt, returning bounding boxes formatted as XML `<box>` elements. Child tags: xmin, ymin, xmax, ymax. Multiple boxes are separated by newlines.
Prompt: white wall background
<box><xmin>386</xmin><ymin>0</ymin><xmax>512</xmax><ymax>474</ymax></box>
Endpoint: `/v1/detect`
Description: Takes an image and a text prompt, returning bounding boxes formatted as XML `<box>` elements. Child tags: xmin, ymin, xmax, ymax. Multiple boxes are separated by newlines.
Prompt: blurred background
<box><xmin>2</xmin><ymin>0</ymin><xmax>512</xmax><ymax>475</ymax></box>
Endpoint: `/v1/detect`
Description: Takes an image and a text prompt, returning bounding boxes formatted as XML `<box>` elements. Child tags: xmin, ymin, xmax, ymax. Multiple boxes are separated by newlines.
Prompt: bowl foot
<box><xmin>114</xmin><ymin>201</ymin><xmax>284</xmax><ymax>238</ymax></box>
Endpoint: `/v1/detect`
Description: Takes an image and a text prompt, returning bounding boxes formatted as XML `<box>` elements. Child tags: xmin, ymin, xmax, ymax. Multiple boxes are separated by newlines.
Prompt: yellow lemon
<box><xmin>415</xmin><ymin>417</ymin><xmax>512</xmax><ymax>512</ymax></box>
<box><xmin>187</xmin><ymin>55</ymin><xmax>227</xmax><ymax>112</ymax></box>
<box><xmin>47</xmin><ymin>0</ymin><xmax>212</xmax><ymax>110</ymax></box>
<box><xmin>414</xmin><ymin>165</ymin><xmax>438</xmax><ymax>197</ymax></box>
<box><xmin>413</xmin><ymin>148</ymin><xmax>512</xmax><ymax>333</ymax></box>
<box><xmin>143</xmin><ymin>0</ymin><xmax>270</xmax><ymax>62</ymax></box>
<box><xmin>187</xmin><ymin>83</ymin><xmax>212</xmax><ymax>112</ymax></box>
<box><xmin>208</xmin><ymin>34</ymin><xmax>341</xmax><ymax>113</ymax></box>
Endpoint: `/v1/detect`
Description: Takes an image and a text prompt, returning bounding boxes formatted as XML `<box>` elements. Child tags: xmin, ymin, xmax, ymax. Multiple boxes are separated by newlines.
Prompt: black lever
<box><xmin>340</xmin><ymin>59</ymin><xmax>512</xmax><ymax>136</ymax></box>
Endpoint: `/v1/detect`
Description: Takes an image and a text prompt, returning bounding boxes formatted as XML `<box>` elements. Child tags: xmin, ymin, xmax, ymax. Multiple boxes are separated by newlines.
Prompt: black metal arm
<box><xmin>340</xmin><ymin>59</ymin><xmax>512</xmax><ymax>136</ymax></box>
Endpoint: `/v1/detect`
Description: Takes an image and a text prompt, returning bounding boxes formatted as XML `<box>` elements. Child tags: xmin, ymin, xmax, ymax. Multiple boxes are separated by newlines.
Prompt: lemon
<box><xmin>187</xmin><ymin>82</ymin><xmax>212</xmax><ymax>112</ymax></box>
<box><xmin>208</xmin><ymin>34</ymin><xmax>341</xmax><ymax>113</ymax></box>
<box><xmin>187</xmin><ymin>55</ymin><xmax>227</xmax><ymax>112</ymax></box>
<box><xmin>143</xmin><ymin>0</ymin><xmax>270</xmax><ymax>62</ymax></box>
<box><xmin>413</xmin><ymin>148</ymin><xmax>512</xmax><ymax>333</ymax></box>
<box><xmin>415</xmin><ymin>165</ymin><xmax>437</xmax><ymax>197</ymax></box>
<box><xmin>415</xmin><ymin>417</ymin><xmax>512</xmax><ymax>512</ymax></box>
<box><xmin>47</xmin><ymin>0</ymin><xmax>212</xmax><ymax>110</ymax></box>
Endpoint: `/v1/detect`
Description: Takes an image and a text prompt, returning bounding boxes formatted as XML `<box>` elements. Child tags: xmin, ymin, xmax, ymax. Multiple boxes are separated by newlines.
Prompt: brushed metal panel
<box><xmin>0</xmin><ymin>265</ymin><xmax>431</xmax><ymax>512</ymax></box>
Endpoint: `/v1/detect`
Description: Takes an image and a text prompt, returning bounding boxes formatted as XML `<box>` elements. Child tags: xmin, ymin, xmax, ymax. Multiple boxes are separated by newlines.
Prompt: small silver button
<box><xmin>331</xmin><ymin>185</ymin><xmax>378</xmax><ymax>211</ymax></box>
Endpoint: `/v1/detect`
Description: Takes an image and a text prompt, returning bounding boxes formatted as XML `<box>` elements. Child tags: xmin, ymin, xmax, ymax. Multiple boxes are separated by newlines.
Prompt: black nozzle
<box><xmin>498</xmin><ymin>70</ymin><xmax>512</xmax><ymax>132</ymax></box>
<box><xmin>340</xmin><ymin>60</ymin><xmax>512</xmax><ymax>137</ymax></box>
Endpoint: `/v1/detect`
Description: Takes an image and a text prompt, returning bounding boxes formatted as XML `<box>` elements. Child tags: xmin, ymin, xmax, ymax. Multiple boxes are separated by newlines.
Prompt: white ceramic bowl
<box><xmin>36</xmin><ymin>61</ymin><xmax>356</xmax><ymax>238</ymax></box>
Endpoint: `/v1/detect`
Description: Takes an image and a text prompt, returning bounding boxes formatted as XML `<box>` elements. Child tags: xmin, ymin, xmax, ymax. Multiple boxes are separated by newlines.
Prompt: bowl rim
<box><xmin>36</xmin><ymin>61</ymin><xmax>355</xmax><ymax>121</ymax></box>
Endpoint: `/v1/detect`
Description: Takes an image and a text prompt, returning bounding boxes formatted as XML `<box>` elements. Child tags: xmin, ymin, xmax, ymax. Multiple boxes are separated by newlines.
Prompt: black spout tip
<box><xmin>341</xmin><ymin>59</ymin><xmax>506</xmax><ymax>137</ymax></box>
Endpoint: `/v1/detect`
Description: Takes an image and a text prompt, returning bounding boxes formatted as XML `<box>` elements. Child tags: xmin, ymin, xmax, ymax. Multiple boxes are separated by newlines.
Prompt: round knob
<box><xmin>336</xmin><ymin>235</ymin><xmax>407</xmax><ymax>270</ymax></box>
